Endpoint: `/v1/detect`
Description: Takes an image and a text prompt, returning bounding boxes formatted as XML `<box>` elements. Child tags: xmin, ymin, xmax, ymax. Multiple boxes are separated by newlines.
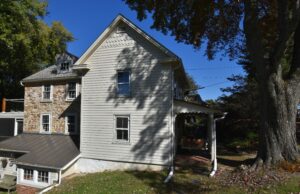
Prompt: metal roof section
<box><xmin>0</xmin><ymin>133</ymin><xmax>80</xmax><ymax>170</ymax></box>
<box><xmin>22</xmin><ymin>65</ymin><xmax>81</xmax><ymax>84</ymax></box>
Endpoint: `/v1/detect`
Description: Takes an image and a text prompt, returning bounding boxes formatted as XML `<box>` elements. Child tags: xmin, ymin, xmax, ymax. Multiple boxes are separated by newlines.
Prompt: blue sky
<box><xmin>45</xmin><ymin>0</ymin><xmax>245</xmax><ymax>100</ymax></box>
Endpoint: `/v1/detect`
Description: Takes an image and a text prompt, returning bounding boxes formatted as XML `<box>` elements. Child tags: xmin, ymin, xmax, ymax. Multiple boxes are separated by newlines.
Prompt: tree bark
<box><xmin>243</xmin><ymin>1</ymin><xmax>300</xmax><ymax>169</ymax></box>
<box><xmin>252</xmin><ymin>73</ymin><xmax>300</xmax><ymax>169</ymax></box>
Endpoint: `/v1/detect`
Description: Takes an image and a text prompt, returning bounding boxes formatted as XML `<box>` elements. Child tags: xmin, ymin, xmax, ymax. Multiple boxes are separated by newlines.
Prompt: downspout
<box><xmin>209</xmin><ymin>112</ymin><xmax>227</xmax><ymax>177</ymax></box>
<box><xmin>164</xmin><ymin>62</ymin><xmax>180</xmax><ymax>183</ymax></box>
<box><xmin>39</xmin><ymin>170</ymin><xmax>61</xmax><ymax>194</ymax></box>
<box><xmin>40</xmin><ymin>154</ymin><xmax>80</xmax><ymax>193</ymax></box>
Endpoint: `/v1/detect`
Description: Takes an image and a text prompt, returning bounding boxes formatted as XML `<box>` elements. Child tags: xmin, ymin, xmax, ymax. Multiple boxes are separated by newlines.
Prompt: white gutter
<box><xmin>209</xmin><ymin>112</ymin><xmax>227</xmax><ymax>177</ymax></box>
<box><xmin>39</xmin><ymin>170</ymin><xmax>61</xmax><ymax>194</ymax></box>
<box><xmin>164</xmin><ymin>66</ymin><xmax>175</xmax><ymax>183</ymax></box>
<box><xmin>61</xmin><ymin>154</ymin><xmax>81</xmax><ymax>171</ymax></box>
<box><xmin>39</xmin><ymin>155</ymin><xmax>80</xmax><ymax>193</ymax></box>
<box><xmin>164</xmin><ymin>166</ymin><xmax>174</xmax><ymax>183</ymax></box>
<box><xmin>164</xmin><ymin>63</ymin><xmax>181</xmax><ymax>183</ymax></box>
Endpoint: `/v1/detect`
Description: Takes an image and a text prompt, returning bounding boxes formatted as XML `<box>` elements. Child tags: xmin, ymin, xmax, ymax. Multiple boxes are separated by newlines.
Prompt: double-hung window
<box><xmin>115</xmin><ymin>115</ymin><xmax>130</xmax><ymax>141</ymax></box>
<box><xmin>41</xmin><ymin>114</ymin><xmax>51</xmax><ymax>133</ymax></box>
<box><xmin>67</xmin><ymin>82</ymin><xmax>77</xmax><ymax>100</ymax></box>
<box><xmin>38</xmin><ymin>171</ymin><xmax>49</xmax><ymax>183</ymax></box>
<box><xmin>117</xmin><ymin>71</ymin><xmax>130</xmax><ymax>96</ymax></box>
<box><xmin>65</xmin><ymin>114</ymin><xmax>76</xmax><ymax>134</ymax></box>
<box><xmin>23</xmin><ymin>169</ymin><xmax>33</xmax><ymax>181</ymax></box>
<box><xmin>42</xmin><ymin>85</ymin><xmax>52</xmax><ymax>100</ymax></box>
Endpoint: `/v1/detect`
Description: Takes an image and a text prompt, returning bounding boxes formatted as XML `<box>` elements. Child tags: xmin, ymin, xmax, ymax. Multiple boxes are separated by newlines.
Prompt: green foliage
<box><xmin>209</xmin><ymin>49</ymin><xmax>259</xmax><ymax>150</ymax></box>
<box><xmin>124</xmin><ymin>0</ymin><xmax>243</xmax><ymax>59</ymax></box>
<box><xmin>0</xmin><ymin>0</ymin><xmax>73</xmax><ymax>99</ymax></box>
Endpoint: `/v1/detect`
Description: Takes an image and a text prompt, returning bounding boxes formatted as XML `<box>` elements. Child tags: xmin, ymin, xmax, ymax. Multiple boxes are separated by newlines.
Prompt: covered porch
<box><xmin>172</xmin><ymin>100</ymin><xmax>225</xmax><ymax>177</ymax></box>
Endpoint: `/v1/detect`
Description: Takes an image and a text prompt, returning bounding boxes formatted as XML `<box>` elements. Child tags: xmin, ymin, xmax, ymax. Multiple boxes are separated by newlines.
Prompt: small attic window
<box><xmin>116</xmin><ymin>26</ymin><xmax>126</xmax><ymax>34</ymax></box>
<box><xmin>60</xmin><ymin>62</ymin><xmax>70</xmax><ymax>71</ymax></box>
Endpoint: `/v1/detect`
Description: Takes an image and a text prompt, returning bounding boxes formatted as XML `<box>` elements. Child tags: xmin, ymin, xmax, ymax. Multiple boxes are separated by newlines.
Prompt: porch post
<box><xmin>208</xmin><ymin>113</ymin><xmax>214</xmax><ymax>161</ymax></box>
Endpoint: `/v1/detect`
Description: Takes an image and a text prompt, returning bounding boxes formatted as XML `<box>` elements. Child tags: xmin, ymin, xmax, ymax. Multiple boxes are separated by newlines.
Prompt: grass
<box><xmin>47</xmin><ymin>169</ymin><xmax>300</xmax><ymax>194</ymax></box>
<box><xmin>258</xmin><ymin>176</ymin><xmax>300</xmax><ymax>194</ymax></box>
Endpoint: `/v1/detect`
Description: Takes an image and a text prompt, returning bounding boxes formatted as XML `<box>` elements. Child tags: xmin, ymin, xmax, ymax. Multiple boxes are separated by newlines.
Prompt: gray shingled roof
<box><xmin>22</xmin><ymin>65</ymin><xmax>80</xmax><ymax>83</ymax></box>
<box><xmin>0</xmin><ymin>133</ymin><xmax>80</xmax><ymax>170</ymax></box>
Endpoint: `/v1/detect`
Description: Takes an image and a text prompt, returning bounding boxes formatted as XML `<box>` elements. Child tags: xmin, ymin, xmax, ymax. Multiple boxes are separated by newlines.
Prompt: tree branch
<box><xmin>270</xmin><ymin>0</ymin><xmax>297</xmax><ymax>74</ymax></box>
<box><xmin>243</xmin><ymin>1</ymin><xmax>267</xmax><ymax>80</ymax></box>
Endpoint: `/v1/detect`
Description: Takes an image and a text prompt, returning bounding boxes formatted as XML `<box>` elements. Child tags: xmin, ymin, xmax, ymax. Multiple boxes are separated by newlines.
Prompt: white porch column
<box><xmin>208</xmin><ymin>113</ymin><xmax>218</xmax><ymax>176</ymax></box>
<box><xmin>208</xmin><ymin>113</ymin><xmax>214</xmax><ymax>161</ymax></box>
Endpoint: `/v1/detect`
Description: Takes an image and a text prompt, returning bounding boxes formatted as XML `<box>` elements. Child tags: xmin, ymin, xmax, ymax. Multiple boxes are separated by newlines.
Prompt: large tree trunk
<box><xmin>253</xmin><ymin>73</ymin><xmax>299</xmax><ymax>169</ymax></box>
<box><xmin>244</xmin><ymin>0</ymin><xmax>300</xmax><ymax>169</ymax></box>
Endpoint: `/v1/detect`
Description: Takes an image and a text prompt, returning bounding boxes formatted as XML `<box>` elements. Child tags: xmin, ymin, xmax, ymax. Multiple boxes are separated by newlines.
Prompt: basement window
<box><xmin>23</xmin><ymin>169</ymin><xmax>33</xmax><ymax>181</ymax></box>
<box><xmin>38</xmin><ymin>171</ymin><xmax>49</xmax><ymax>183</ymax></box>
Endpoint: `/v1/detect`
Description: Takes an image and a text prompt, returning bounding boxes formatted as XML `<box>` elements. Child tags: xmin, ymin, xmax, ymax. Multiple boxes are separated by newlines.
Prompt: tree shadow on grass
<box><xmin>126</xmin><ymin>170</ymin><xmax>218</xmax><ymax>194</ymax></box>
<box><xmin>217</xmin><ymin>157</ymin><xmax>255</xmax><ymax>168</ymax></box>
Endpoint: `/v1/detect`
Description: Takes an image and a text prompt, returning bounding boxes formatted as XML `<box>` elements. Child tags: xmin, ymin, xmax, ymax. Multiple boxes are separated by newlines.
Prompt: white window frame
<box><xmin>42</xmin><ymin>85</ymin><xmax>53</xmax><ymax>101</ymax></box>
<box><xmin>23</xmin><ymin>168</ymin><xmax>34</xmax><ymax>181</ymax></box>
<box><xmin>65</xmin><ymin>113</ymin><xmax>77</xmax><ymax>134</ymax></box>
<box><xmin>20</xmin><ymin>168</ymin><xmax>50</xmax><ymax>187</ymax></box>
<box><xmin>114</xmin><ymin>115</ymin><xmax>130</xmax><ymax>142</ymax></box>
<box><xmin>40</xmin><ymin>113</ymin><xmax>51</xmax><ymax>134</ymax></box>
<box><xmin>37</xmin><ymin>170</ymin><xmax>49</xmax><ymax>184</ymax></box>
<box><xmin>117</xmin><ymin>70</ymin><xmax>131</xmax><ymax>97</ymax></box>
<box><xmin>66</xmin><ymin>82</ymin><xmax>78</xmax><ymax>101</ymax></box>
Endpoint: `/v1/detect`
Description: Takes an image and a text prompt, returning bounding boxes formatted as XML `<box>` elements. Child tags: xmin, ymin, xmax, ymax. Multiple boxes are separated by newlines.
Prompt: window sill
<box><xmin>112</xmin><ymin>141</ymin><xmax>131</xmax><ymax>145</ymax></box>
<box><xmin>40</xmin><ymin>132</ymin><xmax>51</xmax><ymax>135</ymax></box>
<box><xmin>40</xmin><ymin>100</ymin><xmax>52</xmax><ymax>103</ymax></box>
<box><xmin>116</xmin><ymin>94</ymin><xmax>131</xmax><ymax>98</ymax></box>
<box><xmin>65</xmin><ymin>98</ymin><xmax>75</xmax><ymax>102</ymax></box>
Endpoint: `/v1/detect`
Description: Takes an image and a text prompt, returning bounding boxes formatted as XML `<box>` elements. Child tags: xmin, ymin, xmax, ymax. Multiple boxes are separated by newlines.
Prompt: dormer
<box><xmin>55</xmin><ymin>53</ymin><xmax>78</xmax><ymax>74</ymax></box>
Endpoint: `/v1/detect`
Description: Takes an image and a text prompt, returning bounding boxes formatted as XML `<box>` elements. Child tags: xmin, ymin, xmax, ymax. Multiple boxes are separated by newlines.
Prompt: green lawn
<box><xmin>48</xmin><ymin>169</ymin><xmax>300</xmax><ymax>194</ymax></box>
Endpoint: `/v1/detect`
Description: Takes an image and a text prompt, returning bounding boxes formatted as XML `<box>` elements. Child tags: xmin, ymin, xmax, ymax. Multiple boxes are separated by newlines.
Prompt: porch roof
<box><xmin>174</xmin><ymin>100</ymin><xmax>219</xmax><ymax>114</ymax></box>
<box><xmin>0</xmin><ymin>112</ymin><xmax>23</xmax><ymax>119</ymax></box>
<box><xmin>0</xmin><ymin>133</ymin><xmax>80</xmax><ymax>170</ymax></box>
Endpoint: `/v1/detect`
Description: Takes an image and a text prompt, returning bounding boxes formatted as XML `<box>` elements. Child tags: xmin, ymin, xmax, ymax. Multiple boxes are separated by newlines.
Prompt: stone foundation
<box><xmin>16</xmin><ymin>184</ymin><xmax>38</xmax><ymax>194</ymax></box>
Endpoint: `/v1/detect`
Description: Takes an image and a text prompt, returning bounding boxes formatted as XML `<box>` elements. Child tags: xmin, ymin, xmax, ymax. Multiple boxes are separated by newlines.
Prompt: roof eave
<box><xmin>75</xmin><ymin>14</ymin><xmax>180</xmax><ymax>65</ymax></box>
<box><xmin>22</xmin><ymin>76</ymin><xmax>81</xmax><ymax>84</ymax></box>
<box><xmin>16</xmin><ymin>161</ymin><xmax>61</xmax><ymax>171</ymax></box>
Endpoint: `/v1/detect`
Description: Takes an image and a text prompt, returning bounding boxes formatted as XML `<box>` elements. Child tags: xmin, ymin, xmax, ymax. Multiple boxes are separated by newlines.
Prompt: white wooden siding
<box><xmin>80</xmin><ymin>23</ymin><xmax>173</xmax><ymax>165</ymax></box>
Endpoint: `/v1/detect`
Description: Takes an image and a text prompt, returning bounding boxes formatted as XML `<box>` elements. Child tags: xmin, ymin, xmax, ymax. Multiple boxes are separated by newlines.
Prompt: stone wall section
<box><xmin>23</xmin><ymin>80</ymin><xmax>81</xmax><ymax>134</ymax></box>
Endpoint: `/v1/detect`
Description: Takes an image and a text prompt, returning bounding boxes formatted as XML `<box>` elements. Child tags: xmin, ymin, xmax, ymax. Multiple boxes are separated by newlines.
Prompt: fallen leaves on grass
<box><xmin>216</xmin><ymin>167</ymin><xmax>289</xmax><ymax>192</ymax></box>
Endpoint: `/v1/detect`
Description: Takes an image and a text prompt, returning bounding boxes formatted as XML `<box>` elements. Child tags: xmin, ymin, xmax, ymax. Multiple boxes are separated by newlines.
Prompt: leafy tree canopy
<box><xmin>0</xmin><ymin>0</ymin><xmax>73</xmax><ymax>99</ymax></box>
<box><xmin>124</xmin><ymin>0</ymin><xmax>300</xmax><ymax>165</ymax></box>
